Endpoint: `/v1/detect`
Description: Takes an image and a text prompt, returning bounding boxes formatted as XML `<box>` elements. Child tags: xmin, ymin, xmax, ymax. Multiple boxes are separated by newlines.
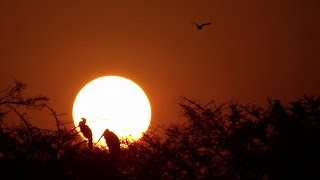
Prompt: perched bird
<box><xmin>79</xmin><ymin>118</ymin><xmax>93</xmax><ymax>149</ymax></box>
<box><xmin>192</xmin><ymin>21</ymin><xmax>212</xmax><ymax>30</ymax></box>
<box><xmin>98</xmin><ymin>129</ymin><xmax>120</xmax><ymax>162</ymax></box>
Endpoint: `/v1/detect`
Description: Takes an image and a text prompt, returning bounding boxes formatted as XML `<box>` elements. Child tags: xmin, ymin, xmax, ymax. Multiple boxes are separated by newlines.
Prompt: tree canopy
<box><xmin>0</xmin><ymin>81</ymin><xmax>319</xmax><ymax>179</ymax></box>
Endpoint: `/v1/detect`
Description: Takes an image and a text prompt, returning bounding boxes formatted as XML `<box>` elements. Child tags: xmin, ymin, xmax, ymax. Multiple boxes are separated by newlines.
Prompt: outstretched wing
<box><xmin>191</xmin><ymin>21</ymin><xmax>199</xmax><ymax>26</ymax></box>
<box><xmin>201</xmin><ymin>22</ymin><xmax>212</xmax><ymax>27</ymax></box>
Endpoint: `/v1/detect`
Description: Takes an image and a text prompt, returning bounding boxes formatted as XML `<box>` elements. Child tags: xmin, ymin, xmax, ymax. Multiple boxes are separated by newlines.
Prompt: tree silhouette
<box><xmin>0</xmin><ymin>80</ymin><xmax>125</xmax><ymax>179</ymax></box>
<box><xmin>1</xmin><ymin>80</ymin><xmax>319</xmax><ymax>179</ymax></box>
<box><xmin>121</xmin><ymin>96</ymin><xmax>320</xmax><ymax>179</ymax></box>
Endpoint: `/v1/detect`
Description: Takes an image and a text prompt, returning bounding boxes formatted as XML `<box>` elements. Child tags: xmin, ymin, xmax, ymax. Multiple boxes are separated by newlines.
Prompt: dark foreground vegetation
<box><xmin>1</xmin><ymin>81</ymin><xmax>319</xmax><ymax>179</ymax></box>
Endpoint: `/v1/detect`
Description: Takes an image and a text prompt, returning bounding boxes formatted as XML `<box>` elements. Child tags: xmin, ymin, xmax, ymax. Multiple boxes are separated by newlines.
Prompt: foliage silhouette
<box><xmin>0</xmin><ymin>81</ymin><xmax>319</xmax><ymax>179</ymax></box>
<box><xmin>121</xmin><ymin>96</ymin><xmax>320</xmax><ymax>179</ymax></box>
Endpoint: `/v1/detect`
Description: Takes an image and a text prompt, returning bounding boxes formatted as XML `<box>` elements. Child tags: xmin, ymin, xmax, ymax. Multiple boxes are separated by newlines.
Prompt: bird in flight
<box><xmin>192</xmin><ymin>21</ymin><xmax>212</xmax><ymax>30</ymax></box>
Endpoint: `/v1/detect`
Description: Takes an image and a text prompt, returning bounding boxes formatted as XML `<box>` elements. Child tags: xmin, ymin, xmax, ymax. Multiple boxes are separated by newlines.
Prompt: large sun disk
<box><xmin>72</xmin><ymin>76</ymin><xmax>152</xmax><ymax>146</ymax></box>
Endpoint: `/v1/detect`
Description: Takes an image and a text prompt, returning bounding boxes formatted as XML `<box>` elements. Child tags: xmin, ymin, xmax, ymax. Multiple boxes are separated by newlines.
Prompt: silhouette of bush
<box><xmin>1</xmin><ymin>81</ymin><xmax>319</xmax><ymax>179</ymax></box>
<box><xmin>122</xmin><ymin>96</ymin><xmax>320</xmax><ymax>179</ymax></box>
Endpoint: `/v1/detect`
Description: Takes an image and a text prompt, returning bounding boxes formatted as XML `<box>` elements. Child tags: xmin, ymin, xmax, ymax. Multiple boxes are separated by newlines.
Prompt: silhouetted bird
<box><xmin>101</xmin><ymin>129</ymin><xmax>120</xmax><ymax>162</ymax></box>
<box><xmin>79</xmin><ymin>118</ymin><xmax>93</xmax><ymax>149</ymax></box>
<box><xmin>192</xmin><ymin>21</ymin><xmax>212</xmax><ymax>30</ymax></box>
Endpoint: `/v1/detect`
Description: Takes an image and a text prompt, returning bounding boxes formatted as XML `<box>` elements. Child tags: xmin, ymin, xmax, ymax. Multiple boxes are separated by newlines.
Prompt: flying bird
<box><xmin>192</xmin><ymin>21</ymin><xmax>212</xmax><ymax>30</ymax></box>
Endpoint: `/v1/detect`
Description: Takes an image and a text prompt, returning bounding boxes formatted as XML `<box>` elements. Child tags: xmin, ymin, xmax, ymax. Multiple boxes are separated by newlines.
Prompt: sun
<box><xmin>72</xmin><ymin>76</ymin><xmax>152</xmax><ymax>146</ymax></box>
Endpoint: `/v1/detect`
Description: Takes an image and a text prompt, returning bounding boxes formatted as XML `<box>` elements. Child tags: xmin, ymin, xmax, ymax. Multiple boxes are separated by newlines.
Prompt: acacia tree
<box><xmin>0</xmin><ymin>80</ymin><xmax>48</xmax><ymax>157</ymax></box>
<box><xmin>0</xmin><ymin>80</ymin><xmax>87</xmax><ymax>178</ymax></box>
<box><xmin>1</xmin><ymin>80</ymin><xmax>319</xmax><ymax>179</ymax></box>
<box><xmin>121</xmin><ymin>96</ymin><xmax>320</xmax><ymax>179</ymax></box>
<box><xmin>0</xmin><ymin>80</ymin><xmax>123</xmax><ymax>179</ymax></box>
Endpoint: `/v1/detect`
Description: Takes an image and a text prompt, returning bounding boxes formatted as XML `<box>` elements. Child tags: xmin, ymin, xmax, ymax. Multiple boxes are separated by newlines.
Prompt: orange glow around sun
<box><xmin>72</xmin><ymin>76</ymin><xmax>152</xmax><ymax>146</ymax></box>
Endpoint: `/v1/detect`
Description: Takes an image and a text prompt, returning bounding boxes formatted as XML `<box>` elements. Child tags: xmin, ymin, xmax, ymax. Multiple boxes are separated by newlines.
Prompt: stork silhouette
<box><xmin>98</xmin><ymin>129</ymin><xmax>120</xmax><ymax>162</ymax></box>
<box><xmin>79</xmin><ymin>118</ymin><xmax>93</xmax><ymax>149</ymax></box>
<box><xmin>192</xmin><ymin>21</ymin><xmax>212</xmax><ymax>30</ymax></box>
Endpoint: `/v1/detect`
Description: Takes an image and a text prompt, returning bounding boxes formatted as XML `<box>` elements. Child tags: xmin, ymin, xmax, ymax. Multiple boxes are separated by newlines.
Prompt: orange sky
<box><xmin>1</xmin><ymin>0</ymin><xmax>319</xmax><ymax>129</ymax></box>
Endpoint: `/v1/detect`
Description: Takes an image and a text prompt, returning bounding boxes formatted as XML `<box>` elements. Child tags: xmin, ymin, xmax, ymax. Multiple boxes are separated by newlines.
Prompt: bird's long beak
<box><xmin>96</xmin><ymin>133</ymin><xmax>104</xmax><ymax>144</ymax></box>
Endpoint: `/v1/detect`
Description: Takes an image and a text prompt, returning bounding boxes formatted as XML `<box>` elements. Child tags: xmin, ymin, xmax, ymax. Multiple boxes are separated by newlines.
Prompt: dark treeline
<box><xmin>0</xmin><ymin>81</ymin><xmax>319</xmax><ymax>179</ymax></box>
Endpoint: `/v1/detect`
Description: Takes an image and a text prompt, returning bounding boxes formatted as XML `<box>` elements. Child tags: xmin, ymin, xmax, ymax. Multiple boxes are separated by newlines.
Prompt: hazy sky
<box><xmin>1</xmin><ymin>0</ymin><xmax>319</xmax><ymax>129</ymax></box>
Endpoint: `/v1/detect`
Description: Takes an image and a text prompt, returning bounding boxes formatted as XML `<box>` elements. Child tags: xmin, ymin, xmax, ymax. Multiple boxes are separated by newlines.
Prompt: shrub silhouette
<box><xmin>1</xmin><ymin>81</ymin><xmax>319</xmax><ymax>179</ymax></box>
<box><xmin>122</xmin><ymin>96</ymin><xmax>320</xmax><ymax>179</ymax></box>
<box><xmin>0</xmin><ymin>81</ymin><xmax>118</xmax><ymax>179</ymax></box>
